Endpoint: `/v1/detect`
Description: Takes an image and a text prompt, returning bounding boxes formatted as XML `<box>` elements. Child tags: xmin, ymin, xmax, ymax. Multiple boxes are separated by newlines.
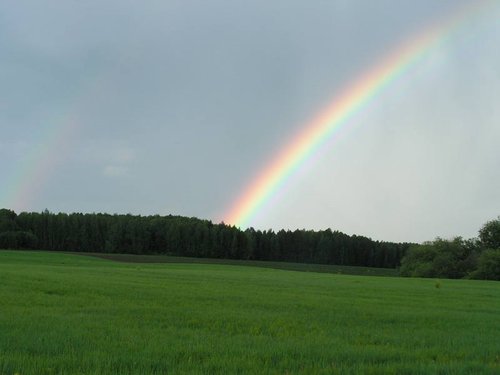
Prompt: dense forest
<box><xmin>0</xmin><ymin>208</ymin><xmax>410</xmax><ymax>268</ymax></box>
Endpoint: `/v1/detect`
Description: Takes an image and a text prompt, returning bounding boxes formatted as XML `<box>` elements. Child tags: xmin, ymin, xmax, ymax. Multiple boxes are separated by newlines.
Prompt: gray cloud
<box><xmin>1</xmin><ymin>0</ymin><xmax>498</xmax><ymax>242</ymax></box>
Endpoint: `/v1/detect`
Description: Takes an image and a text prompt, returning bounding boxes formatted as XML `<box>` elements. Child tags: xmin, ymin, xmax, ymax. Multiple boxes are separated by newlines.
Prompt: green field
<box><xmin>1</xmin><ymin>250</ymin><xmax>499</xmax><ymax>374</ymax></box>
<box><xmin>76</xmin><ymin>252</ymin><xmax>399</xmax><ymax>277</ymax></box>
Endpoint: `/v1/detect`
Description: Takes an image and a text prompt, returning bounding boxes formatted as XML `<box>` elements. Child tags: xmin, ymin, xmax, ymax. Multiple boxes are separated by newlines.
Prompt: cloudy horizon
<box><xmin>1</xmin><ymin>0</ymin><xmax>499</xmax><ymax>243</ymax></box>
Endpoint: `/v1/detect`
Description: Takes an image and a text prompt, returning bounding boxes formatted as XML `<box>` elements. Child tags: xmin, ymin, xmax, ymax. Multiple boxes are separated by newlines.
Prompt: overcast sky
<box><xmin>1</xmin><ymin>0</ymin><xmax>499</xmax><ymax>243</ymax></box>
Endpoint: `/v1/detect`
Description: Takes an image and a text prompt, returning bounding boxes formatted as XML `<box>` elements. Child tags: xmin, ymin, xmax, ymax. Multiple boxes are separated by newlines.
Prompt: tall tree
<box><xmin>479</xmin><ymin>216</ymin><xmax>500</xmax><ymax>249</ymax></box>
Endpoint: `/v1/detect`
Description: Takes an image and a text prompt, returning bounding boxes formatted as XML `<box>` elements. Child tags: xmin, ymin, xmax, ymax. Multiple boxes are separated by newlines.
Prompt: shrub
<box><xmin>470</xmin><ymin>249</ymin><xmax>500</xmax><ymax>280</ymax></box>
<box><xmin>400</xmin><ymin>238</ymin><xmax>478</xmax><ymax>279</ymax></box>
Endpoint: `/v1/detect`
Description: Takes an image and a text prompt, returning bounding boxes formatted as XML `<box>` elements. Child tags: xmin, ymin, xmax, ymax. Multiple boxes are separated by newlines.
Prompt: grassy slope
<box><xmin>0</xmin><ymin>250</ymin><xmax>499</xmax><ymax>375</ymax></box>
<box><xmin>75</xmin><ymin>252</ymin><xmax>399</xmax><ymax>277</ymax></box>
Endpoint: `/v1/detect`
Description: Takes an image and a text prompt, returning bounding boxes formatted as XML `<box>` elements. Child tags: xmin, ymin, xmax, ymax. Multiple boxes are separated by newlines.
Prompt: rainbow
<box><xmin>223</xmin><ymin>1</ymin><xmax>495</xmax><ymax>228</ymax></box>
<box><xmin>1</xmin><ymin>79</ymin><xmax>103</xmax><ymax>211</ymax></box>
<box><xmin>2</xmin><ymin>118</ymin><xmax>79</xmax><ymax>211</ymax></box>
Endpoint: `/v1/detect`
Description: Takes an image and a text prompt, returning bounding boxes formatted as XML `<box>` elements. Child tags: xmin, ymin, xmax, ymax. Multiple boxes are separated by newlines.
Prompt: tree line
<box><xmin>400</xmin><ymin>217</ymin><xmax>500</xmax><ymax>280</ymax></box>
<box><xmin>0</xmin><ymin>208</ymin><xmax>410</xmax><ymax>268</ymax></box>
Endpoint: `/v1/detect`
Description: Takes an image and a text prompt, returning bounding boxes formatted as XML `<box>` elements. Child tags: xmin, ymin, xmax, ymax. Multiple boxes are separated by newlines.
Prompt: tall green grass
<box><xmin>0</xmin><ymin>250</ymin><xmax>499</xmax><ymax>374</ymax></box>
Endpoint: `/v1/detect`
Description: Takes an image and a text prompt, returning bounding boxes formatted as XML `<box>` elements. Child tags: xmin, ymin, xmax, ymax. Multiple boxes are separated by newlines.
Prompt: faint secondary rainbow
<box><xmin>1</xmin><ymin>77</ymin><xmax>103</xmax><ymax>212</ymax></box>
<box><xmin>223</xmin><ymin>1</ymin><xmax>494</xmax><ymax>228</ymax></box>
<box><xmin>2</xmin><ymin>117</ymin><xmax>79</xmax><ymax>211</ymax></box>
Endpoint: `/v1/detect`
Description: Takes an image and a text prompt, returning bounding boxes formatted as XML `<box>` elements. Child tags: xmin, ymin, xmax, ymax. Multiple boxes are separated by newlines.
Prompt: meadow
<box><xmin>0</xmin><ymin>250</ymin><xmax>498</xmax><ymax>374</ymax></box>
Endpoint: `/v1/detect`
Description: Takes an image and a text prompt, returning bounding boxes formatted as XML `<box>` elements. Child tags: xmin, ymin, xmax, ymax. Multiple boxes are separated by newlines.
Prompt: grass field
<box><xmin>0</xmin><ymin>250</ymin><xmax>499</xmax><ymax>374</ymax></box>
<box><xmin>76</xmin><ymin>252</ymin><xmax>399</xmax><ymax>277</ymax></box>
